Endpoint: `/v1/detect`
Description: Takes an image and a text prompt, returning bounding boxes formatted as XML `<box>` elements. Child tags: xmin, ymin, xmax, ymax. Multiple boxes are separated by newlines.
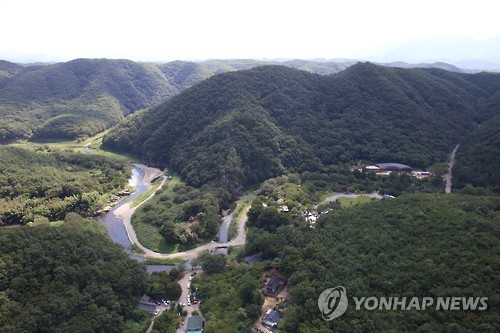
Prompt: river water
<box><xmin>96</xmin><ymin>165</ymin><xmax>181</xmax><ymax>273</ymax></box>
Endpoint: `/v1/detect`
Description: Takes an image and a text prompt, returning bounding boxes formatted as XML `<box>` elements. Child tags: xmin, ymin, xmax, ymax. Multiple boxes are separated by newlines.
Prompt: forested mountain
<box><xmin>0</xmin><ymin>58</ymin><xmax>177</xmax><ymax>142</ymax></box>
<box><xmin>156</xmin><ymin>60</ymin><xmax>213</xmax><ymax>91</ymax></box>
<box><xmin>1</xmin><ymin>58</ymin><xmax>484</xmax><ymax>144</ymax></box>
<box><xmin>0</xmin><ymin>60</ymin><xmax>23</xmax><ymax>82</ymax></box>
<box><xmin>0</xmin><ymin>58</ymin><xmax>355</xmax><ymax>143</ymax></box>
<box><xmin>103</xmin><ymin>63</ymin><xmax>500</xmax><ymax>195</ymax></box>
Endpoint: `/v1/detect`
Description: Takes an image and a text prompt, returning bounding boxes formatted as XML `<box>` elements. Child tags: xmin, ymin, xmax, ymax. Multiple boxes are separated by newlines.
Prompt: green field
<box><xmin>10</xmin><ymin>130</ymin><xmax>139</xmax><ymax>162</ymax></box>
<box><xmin>143</xmin><ymin>257</ymin><xmax>187</xmax><ymax>265</ymax></box>
<box><xmin>337</xmin><ymin>195</ymin><xmax>374</xmax><ymax>207</ymax></box>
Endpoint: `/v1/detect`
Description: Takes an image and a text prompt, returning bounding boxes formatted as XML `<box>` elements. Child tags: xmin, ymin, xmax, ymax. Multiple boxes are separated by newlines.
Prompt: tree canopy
<box><xmin>0</xmin><ymin>225</ymin><xmax>148</xmax><ymax>333</ymax></box>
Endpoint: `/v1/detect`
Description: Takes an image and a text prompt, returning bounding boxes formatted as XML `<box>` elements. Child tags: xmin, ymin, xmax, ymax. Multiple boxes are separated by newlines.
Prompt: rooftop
<box><xmin>263</xmin><ymin>309</ymin><xmax>281</xmax><ymax>327</ymax></box>
<box><xmin>266</xmin><ymin>275</ymin><xmax>285</xmax><ymax>292</ymax></box>
<box><xmin>375</xmin><ymin>163</ymin><xmax>412</xmax><ymax>172</ymax></box>
<box><xmin>187</xmin><ymin>315</ymin><xmax>204</xmax><ymax>331</ymax></box>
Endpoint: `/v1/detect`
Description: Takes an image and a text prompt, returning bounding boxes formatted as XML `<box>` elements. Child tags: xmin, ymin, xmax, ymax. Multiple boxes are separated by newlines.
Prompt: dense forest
<box><xmin>196</xmin><ymin>193</ymin><xmax>500</xmax><ymax>332</ymax></box>
<box><xmin>197</xmin><ymin>262</ymin><xmax>266</xmax><ymax>333</ymax></box>
<box><xmin>2</xmin><ymin>58</ymin><xmax>470</xmax><ymax>143</ymax></box>
<box><xmin>0</xmin><ymin>224</ymin><xmax>148</xmax><ymax>333</ymax></box>
<box><xmin>0</xmin><ymin>58</ymin><xmax>358</xmax><ymax>143</ymax></box>
<box><xmin>103</xmin><ymin>63</ymin><xmax>500</xmax><ymax>197</ymax></box>
<box><xmin>0</xmin><ymin>146</ymin><xmax>129</xmax><ymax>225</ymax></box>
<box><xmin>0</xmin><ymin>59</ymin><xmax>176</xmax><ymax>142</ymax></box>
<box><xmin>454</xmin><ymin>113</ymin><xmax>500</xmax><ymax>193</ymax></box>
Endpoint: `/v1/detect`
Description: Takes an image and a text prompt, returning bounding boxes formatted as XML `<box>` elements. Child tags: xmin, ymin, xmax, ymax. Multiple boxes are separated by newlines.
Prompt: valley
<box><xmin>0</xmin><ymin>59</ymin><xmax>499</xmax><ymax>333</ymax></box>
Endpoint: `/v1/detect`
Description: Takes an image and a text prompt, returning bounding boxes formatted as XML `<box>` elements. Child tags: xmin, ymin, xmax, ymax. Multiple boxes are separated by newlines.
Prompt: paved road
<box><xmin>115</xmin><ymin>164</ymin><xmax>250</xmax><ymax>261</ymax></box>
<box><xmin>175</xmin><ymin>269</ymin><xmax>203</xmax><ymax>333</ymax></box>
<box><xmin>445</xmin><ymin>144</ymin><xmax>459</xmax><ymax>194</ymax></box>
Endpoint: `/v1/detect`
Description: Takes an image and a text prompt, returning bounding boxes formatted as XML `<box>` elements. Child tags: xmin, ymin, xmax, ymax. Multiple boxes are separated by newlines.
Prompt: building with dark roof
<box><xmin>262</xmin><ymin>308</ymin><xmax>282</xmax><ymax>329</ymax></box>
<box><xmin>375</xmin><ymin>163</ymin><xmax>412</xmax><ymax>172</ymax></box>
<box><xmin>263</xmin><ymin>275</ymin><xmax>286</xmax><ymax>296</ymax></box>
<box><xmin>138</xmin><ymin>294</ymin><xmax>158</xmax><ymax>315</ymax></box>
<box><xmin>187</xmin><ymin>315</ymin><xmax>204</xmax><ymax>332</ymax></box>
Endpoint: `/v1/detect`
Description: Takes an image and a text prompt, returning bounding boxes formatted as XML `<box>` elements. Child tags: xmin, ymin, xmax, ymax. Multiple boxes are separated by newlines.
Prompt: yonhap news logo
<box><xmin>318</xmin><ymin>286</ymin><xmax>488</xmax><ymax>321</ymax></box>
<box><xmin>318</xmin><ymin>286</ymin><xmax>348</xmax><ymax>320</ymax></box>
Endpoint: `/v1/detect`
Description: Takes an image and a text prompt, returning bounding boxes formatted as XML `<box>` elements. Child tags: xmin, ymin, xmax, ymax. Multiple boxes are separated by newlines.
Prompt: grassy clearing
<box><xmin>337</xmin><ymin>195</ymin><xmax>374</xmax><ymax>208</ymax></box>
<box><xmin>132</xmin><ymin>218</ymin><xmax>208</xmax><ymax>254</ymax></box>
<box><xmin>9</xmin><ymin>130</ymin><xmax>139</xmax><ymax>162</ymax></box>
<box><xmin>131</xmin><ymin>220</ymin><xmax>171</xmax><ymax>253</ymax></box>
<box><xmin>144</xmin><ymin>257</ymin><xmax>187</xmax><ymax>265</ymax></box>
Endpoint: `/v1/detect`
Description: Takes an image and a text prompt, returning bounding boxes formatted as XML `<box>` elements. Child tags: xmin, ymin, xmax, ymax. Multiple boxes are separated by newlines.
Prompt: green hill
<box><xmin>103</xmin><ymin>63</ymin><xmax>500</xmax><ymax>194</ymax></box>
<box><xmin>0</xmin><ymin>60</ymin><xmax>24</xmax><ymax>83</ymax></box>
<box><xmin>0</xmin><ymin>58</ymin><xmax>355</xmax><ymax>143</ymax></box>
<box><xmin>0</xmin><ymin>58</ymin><xmax>177</xmax><ymax>142</ymax></box>
<box><xmin>157</xmin><ymin>60</ymin><xmax>213</xmax><ymax>91</ymax></box>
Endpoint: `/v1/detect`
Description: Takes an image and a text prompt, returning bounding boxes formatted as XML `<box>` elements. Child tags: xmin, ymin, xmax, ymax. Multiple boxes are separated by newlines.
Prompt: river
<box><xmin>96</xmin><ymin>165</ymin><xmax>182</xmax><ymax>273</ymax></box>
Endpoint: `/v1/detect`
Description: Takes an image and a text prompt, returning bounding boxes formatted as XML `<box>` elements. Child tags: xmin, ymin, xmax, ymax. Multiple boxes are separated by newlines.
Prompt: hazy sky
<box><xmin>2</xmin><ymin>0</ymin><xmax>500</xmax><ymax>62</ymax></box>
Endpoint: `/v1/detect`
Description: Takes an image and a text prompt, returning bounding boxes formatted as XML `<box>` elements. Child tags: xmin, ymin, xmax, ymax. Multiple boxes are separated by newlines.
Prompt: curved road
<box><xmin>114</xmin><ymin>164</ymin><xmax>249</xmax><ymax>261</ymax></box>
<box><xmin>117</xmin><ymin>165</ymin><xmax>379</xmax><ymax>262</ymax></box>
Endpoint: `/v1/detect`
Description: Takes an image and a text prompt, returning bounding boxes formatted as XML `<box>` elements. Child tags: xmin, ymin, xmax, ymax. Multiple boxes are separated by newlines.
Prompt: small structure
<box><xmin>138</xmin><ymin>294</ymin><xmax>158</xmax><ymax>316</ymax></box>
<box><xmin>412</xmin><ymin>170</ymin><xmax>431</xmax><ymax>178</ymax></box>
<box><xmin>264</xmin><ymin>275</ymin><xmax>286</xmax><ymax>296</ymax></box>
<box><xmin>187</xmin><ymin>315</ymin><xmax>204</xmax><ymax>332</ymax></box>
<box><xmin>117</xmin><ymin>189</ymin><xmax>131</xmax><ymax>196</ymax></box>
<box><xmin>365</xmin><ymin>165</ymin><xmax>380</xmax><ymax>172</ymax></box>
<box><xmin>320</xmin><ymin>207</ymin><xmax>332</xmax><ymax>215</ymax></box>
<box><xmin>262</xmin><ymin>308</ymin><xmax>282</xmax><ymax>330</ymax></box>
<box><xmin>375</xmin><ymin>163</ymin><xmax>412</xmax><ymax>172</ymax></box>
